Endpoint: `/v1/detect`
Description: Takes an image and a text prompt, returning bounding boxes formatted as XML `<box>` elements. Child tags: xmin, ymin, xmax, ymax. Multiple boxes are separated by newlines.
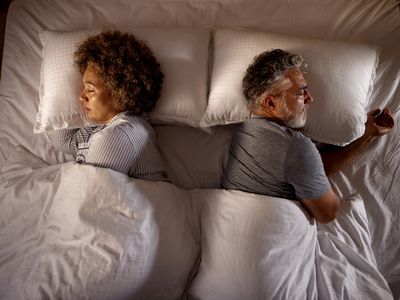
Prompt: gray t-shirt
<box><xmin>222</xmin><ymin>117</ymin><xmax>329</xmax><ymax>200</ymax></box>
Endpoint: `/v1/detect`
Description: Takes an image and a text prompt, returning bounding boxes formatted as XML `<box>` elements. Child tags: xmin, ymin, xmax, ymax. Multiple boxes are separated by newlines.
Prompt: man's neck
<box><xmin>251</xmin><ymin>109</ymin><xmax>286</xmax><ymax>127</ymax></box>
<box><xmin>251</xmin><ymin>109</ymin><xmax>304</xmax><ymax>132</ymax></box>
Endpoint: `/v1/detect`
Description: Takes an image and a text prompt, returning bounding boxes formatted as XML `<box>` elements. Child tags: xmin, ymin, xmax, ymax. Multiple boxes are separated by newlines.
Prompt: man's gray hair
<box><xmin>242</xmin><ymin>49</ymin><xmax>307</xmax><ymax>109</ymax></box>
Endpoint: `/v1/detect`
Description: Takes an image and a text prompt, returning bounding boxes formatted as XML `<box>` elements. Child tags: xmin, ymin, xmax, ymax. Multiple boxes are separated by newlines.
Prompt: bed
<box><xmin>0</xmin><ymin>0</ymin><xmax>399</xmax><ymax>299</ymax></box>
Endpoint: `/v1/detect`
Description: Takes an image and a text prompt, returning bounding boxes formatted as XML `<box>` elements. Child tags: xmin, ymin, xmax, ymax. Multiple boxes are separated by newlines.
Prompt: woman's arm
<box><xmin>52</xmin><ymin>127</ymin><xmax>95</xmax><ymax>155</ymax></box>
<box><xmin>85</xmin><ymin>127</ymin><xmax>137</xmax><ymax>174</ymax></box>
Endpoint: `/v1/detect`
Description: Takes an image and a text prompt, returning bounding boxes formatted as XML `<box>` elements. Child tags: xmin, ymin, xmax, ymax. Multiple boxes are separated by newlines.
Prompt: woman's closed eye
<box><xmin>84</xmin><ymin>85</ymin><xmax>95</xmax><ymax>93</ymax></box>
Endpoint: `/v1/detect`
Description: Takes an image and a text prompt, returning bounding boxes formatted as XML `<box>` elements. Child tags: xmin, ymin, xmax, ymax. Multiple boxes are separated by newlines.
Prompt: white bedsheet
<box><xmin>0</xmin><ymin>149</ymin><xmax>393</xmax><ymax>299</ymax></box>
<box><xmin>329</xmin><ymin>115</ymin><xmax>400</xmax><ymax>295</ymax></box>
<box><xmin>0</xmin><ymin>0</ymin><xmax>399</xmax><ymax>298</ymax></box>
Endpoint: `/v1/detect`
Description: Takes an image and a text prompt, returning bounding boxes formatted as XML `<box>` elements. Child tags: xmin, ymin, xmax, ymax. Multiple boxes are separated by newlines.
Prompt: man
<box><xmin>222</xmin><ymin>49</ymin><xmax>394</xmax><ymax>223</ymax></box>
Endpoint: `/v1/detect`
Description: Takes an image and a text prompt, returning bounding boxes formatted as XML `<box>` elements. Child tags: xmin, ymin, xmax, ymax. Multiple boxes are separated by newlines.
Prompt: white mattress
<box><xmin>0</xmin><ymin>0</ymin><xmax>399</xmax><ymax>298</ymax></box>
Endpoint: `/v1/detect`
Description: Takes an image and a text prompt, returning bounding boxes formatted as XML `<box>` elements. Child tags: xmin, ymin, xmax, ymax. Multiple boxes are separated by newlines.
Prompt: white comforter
<box><xmin>0</xmin><ymin>149</ymin><xmax>392</xmax><ymax>299</ymax></box>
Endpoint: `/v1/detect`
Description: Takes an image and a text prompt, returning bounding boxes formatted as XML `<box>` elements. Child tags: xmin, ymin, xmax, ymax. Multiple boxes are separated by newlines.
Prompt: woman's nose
<box><xmin>79</xmin><ymin>90</ymin><xmax>87</xmax><ymax>102</ymax></box>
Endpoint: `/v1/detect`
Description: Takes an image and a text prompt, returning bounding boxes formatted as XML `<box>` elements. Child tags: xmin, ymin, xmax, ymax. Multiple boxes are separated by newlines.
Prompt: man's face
<box><xmin>275</xmin><ymin>69</ymin><xmax>313</xmax><ymax>129</ymax></box>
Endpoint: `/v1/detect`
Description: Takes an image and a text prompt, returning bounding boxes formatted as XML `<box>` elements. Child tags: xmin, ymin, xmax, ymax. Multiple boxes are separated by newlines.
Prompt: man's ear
<box><xmin>262</xmin><ymin>95</ymin><xmax>276</xmax><ymax>111</ymax></box>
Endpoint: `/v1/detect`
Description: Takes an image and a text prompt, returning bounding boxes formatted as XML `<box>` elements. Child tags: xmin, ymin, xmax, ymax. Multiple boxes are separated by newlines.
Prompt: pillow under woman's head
<box><xmin>35</xmin><ymin>28</ymin><xmax>210</xmax><ymax>133</ymax></box>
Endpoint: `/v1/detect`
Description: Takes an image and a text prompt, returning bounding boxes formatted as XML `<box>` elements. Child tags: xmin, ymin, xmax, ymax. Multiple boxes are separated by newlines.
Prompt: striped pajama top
<box><xmin>53</xmin><ymin>112</ymin><xmax>167</xmax><ymax>181</ymax></box>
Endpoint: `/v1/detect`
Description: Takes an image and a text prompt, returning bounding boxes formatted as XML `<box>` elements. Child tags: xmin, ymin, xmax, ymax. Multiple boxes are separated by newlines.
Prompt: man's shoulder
<box><xmin>242</xmin><ymin>117</ymin><xmax>280</xmax><ymax>131</ymax></box>
<box><xmin>242</xmin><ymin>117</ymin><xmax>306</xmax><ymax>139</ymax></box>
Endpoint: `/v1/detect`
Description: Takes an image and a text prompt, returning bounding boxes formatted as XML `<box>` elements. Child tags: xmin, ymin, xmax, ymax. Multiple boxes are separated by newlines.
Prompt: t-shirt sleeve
<box><xmin>285</xmin><ymin>134</ymin><xmax>330</xmax><ymax>200</ymax></box>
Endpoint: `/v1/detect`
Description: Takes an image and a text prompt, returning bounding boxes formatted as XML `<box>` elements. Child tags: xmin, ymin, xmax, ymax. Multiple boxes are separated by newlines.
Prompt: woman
<box><xmin>53</xmin><ymin>30</ymin><xmax>167</xmax><ymax>181</ymax></box>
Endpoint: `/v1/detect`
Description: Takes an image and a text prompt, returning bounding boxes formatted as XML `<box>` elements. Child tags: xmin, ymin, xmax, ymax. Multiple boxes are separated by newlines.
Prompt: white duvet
<box><xmin>0</xmin><ymin>149</ymin><xmax>393</xmax><ymax>299</ymax></box>
<box><xmin>0</xmin><ymin>149</ymin><xmax>200</xmax><ymax>299</ymax></box>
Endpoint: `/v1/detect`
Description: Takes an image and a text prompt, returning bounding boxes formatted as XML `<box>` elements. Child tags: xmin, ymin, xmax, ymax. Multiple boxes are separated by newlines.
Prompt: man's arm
<box><xmin>301</xmin><ymin>189</ymin><xmax>340</xmax><ymax>223</ymax></box>
<box><xmin>319</xmin><ymin>108</ymin><xmax>394</xmax><ymax>177</ymax></box>
<box><xmin>300</xmin><ymin>108</ymin><xmax>394</xmax><ymax>223</ymax></box>
<box><xmin>285</xmin><ymin>133</ymin><xmax>341</xmax><ymax>223</ymax></box>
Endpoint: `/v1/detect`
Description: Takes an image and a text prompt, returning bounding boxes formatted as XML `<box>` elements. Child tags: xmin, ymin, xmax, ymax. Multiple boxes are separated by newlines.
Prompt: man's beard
<box><xmin>281</xmin><ymin>104</ymin><xmax>308</xmax><ymax>129</ymax></box>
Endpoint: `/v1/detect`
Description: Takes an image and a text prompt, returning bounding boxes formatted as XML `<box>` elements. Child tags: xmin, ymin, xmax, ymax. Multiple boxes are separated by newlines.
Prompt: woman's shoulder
<box><xmin>107</xmin><ymin>112</ymin><xmax>146</xmax><ymax>128</ymax></box>
<box><xmin>104</xmin><ymin>113</ymin><xmax>155</xmax><ymax>139</ymax></box>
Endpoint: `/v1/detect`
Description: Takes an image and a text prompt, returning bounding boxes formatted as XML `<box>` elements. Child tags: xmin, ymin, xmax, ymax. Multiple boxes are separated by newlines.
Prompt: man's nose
<box><xmin>304</xmin><ymin>90</ymin><xmax>313</xmax><ymax>104</ymax></box>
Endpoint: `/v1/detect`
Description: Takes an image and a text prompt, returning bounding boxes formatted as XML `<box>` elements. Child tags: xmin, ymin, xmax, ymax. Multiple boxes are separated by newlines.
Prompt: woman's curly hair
<box><xmin>242</xmin><ymin>49</ymin><xmax>307</xmax><ymax>109</ymax></box>
<box><xmin>74</xmin><ymin>30</ymin><xmax>164</xmax><ymax>115</ymax></box>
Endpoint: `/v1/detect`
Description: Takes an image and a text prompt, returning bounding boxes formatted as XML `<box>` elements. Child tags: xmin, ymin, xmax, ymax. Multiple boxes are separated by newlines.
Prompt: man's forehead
<box><xmin>267</xmin><ymin>68</ymin><xmax>307</xmax><ymax>95</ymax></box>
<box><xmin>275</xmin><ymin>69</ymin><xmax>306</xmax><ymax>90</ymax></box>
<box><xmin>273</xmin><ymin>76</ymin><xmax>293</xmax><ymax>92</ymax></box>
<box><xmin>285</xmin><ymin>68</ymin><xmax>307</xmax><ymax>85</ymax></box>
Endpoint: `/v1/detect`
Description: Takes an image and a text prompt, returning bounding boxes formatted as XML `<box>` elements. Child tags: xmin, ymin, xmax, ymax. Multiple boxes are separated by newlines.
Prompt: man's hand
<box><xmin>365</xmin><ymin>108</ymin><xmax>394</xmax><ymax>138</ymax></box>
<box><xmin>320</xmin><ymin>107</ymin><xmax>395</xmax><ymax>176</ymax></box>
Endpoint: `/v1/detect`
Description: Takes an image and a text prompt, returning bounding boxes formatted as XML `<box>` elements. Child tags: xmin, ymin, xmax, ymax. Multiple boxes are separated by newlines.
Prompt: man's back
<box><xmin>222</xmin><ymin>117</ymin><xmax>329</xmax><ymax>200</ymax></box>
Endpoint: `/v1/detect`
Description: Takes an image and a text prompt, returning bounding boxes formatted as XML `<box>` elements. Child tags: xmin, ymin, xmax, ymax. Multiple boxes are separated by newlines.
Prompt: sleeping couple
<box><xmin>53</xmin><ymin>30</ymin><xmax>394</xmax><ymax>224</ymax></box>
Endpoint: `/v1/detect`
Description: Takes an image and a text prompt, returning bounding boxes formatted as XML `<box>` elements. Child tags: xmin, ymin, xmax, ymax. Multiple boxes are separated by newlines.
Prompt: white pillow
<box><xmin>189</xmin><ymin>189</ymin><xmax>317</xmax><ymax>299</ymax></box>
<box><xmin>201</xmin><ymin>29</ymin><xmax>379</xmax><ymax>145</ymax></box>
<box><xmin>35</xmin><ymin>28</ymin><xmax>210</xmax><ymax>133</ymax></box>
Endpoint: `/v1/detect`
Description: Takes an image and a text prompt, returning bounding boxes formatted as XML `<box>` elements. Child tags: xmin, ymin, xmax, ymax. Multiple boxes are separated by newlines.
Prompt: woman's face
<box><xmin>80</xmin><ymin>65</ymin><xmax>121</xmax><ymax>124</ymax></box>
